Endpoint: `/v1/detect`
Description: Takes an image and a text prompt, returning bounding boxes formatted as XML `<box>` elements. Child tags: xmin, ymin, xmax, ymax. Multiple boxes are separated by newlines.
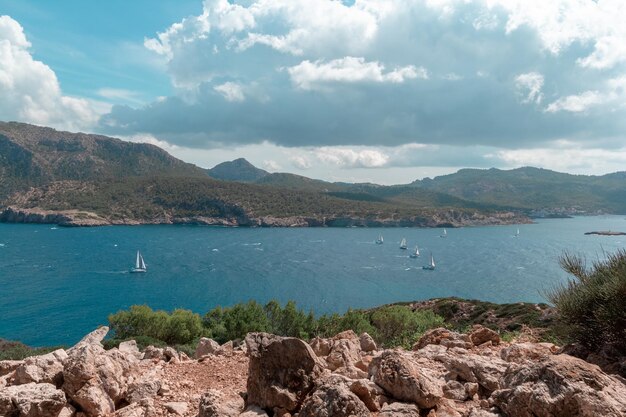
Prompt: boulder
<box><xmin>118</xmin><ymin>341</ymin><xmax>142</xmax><ymax>360</ymax></box>
<box><xmin>378</xmin><ymin>402</ymin><xmax>421</xmax><ymax>416</ymax></box>
<box><xmin>309</xmin><ymin>337</ymin><xmax>332</xmax><ymax>357</ymax></box>
<box><xmin>126</xmin><ymin>373</ymin><xmax>161</xmax><ymax>403</ymax></box>
<box><xmin>468</xmin><ymin>325</ymin><xmax>500</xmax><ymax>347</ymax></box>
<box><xmin>68</xmin><ymin>327</ymin><xmax>108</xmax><ymax>353</ymax></box>
<box><xmin>299</xmin><ymin>378</ymin><xmax>369</xmax><ymax>417</ymax></box>
<box><xmin>359</xmin><ymin>332</ymin><xmax>377</xmax><ymax>352</ymax></box>
<box><xmin>198</xmin><ymin>389</ymin><xmax>244</xmax><ymax>417</ymax></box>
<box><xmin>142</xmin><ymin>346</ymin><xmax>164</xmax><ymax>361</ymax></box>
<box><xmin>195</xmin><ymin>338</ymin><xmax>220</xmax><ymax>359</ymax></box>
<box><xmin>14</xmin><ymin>349</ymin><xmax>68</xmax><ymax>386</ymax></box>
<box><xmin>413</xmin><ymin>328</ymin><xmax>471</xmax><ymax>350</ymax></box>
<box><xmin>164</xmin><ymin>401</ymin><xmax>188</xmax><ymax>415</ymax></box>
<box><xmin>499</xmin><ymin>342</ymin><xmax>557</xmax><ymax>363</ymax></box>
<box><xmin>349</xmin><ymin>379</ymin><xmax>388</xmax><ymax>411</ymax></box>
<box><xmin>491</xmin><ymin>354</ymin><xmax>626</xmax><ymax>417</ymax></box>
<box><xmin>332</xmin><ymin>330</ymin><xmax>359</xmax><ymax>341</ymax></box>
<box><xmin>0</xmin><ymin>360</ymin><xmax>23</xmax><ymax>377</ymax></box>
<box><xmin>239</xmin><ymin>406</ymin><xmax>269</xmax><ymax>417</ymax></box>
<box><xmin>467</xmin><ymin>409</ymin><xmax>504</xmax><ymax>417</ymax></box>
<box><xmin>442</xmin><ymin>379</ymin><xmax>469</xmax><ymax>401</ymax></box>
<box><xmin>369</xmin><ymin>350</ymin><xmax>443</xmax><ymax>408</ymax></box>
<box><xmin>437</xmin><ymin>352</ymin><xmax>507</xmax><ymax>393</ymax></box>
<box><xmin>163</xmin><ymin>347</ymin><xmax>180</xmax><ymax>363</ymax></box>
<box><xmin>245</xmin><ymin>333</ymin><xmax>324</xmax><ymax>412</ymax></box>
<box><xmin>326</xmin><ymin>338</ymin><xmax>361</xmax><ymax>371</ymax></box>
<box><xmin>0</xmin><ymin>382</ymin><xmax>67</xmax><ymax>417</ymax></box>
<box><xmin>111</xmin><ymin>399</ymin><xmax>155</xmax><ymax>417</ymax></box>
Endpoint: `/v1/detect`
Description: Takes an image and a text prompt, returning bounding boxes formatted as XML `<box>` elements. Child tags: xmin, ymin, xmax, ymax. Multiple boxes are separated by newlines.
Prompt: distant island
<box><xmin>585</xmin><ymin>231</ymin><xmax>626</xmax><ymax>236</ymax></box>
<box><xmin>1</xmin><ymin>122</ymin><xmax>625</xmax><ymax>228</ymax></box>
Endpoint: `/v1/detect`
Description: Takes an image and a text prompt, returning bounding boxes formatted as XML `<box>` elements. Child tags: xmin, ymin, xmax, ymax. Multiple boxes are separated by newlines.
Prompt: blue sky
<box><xmin>1</xmin><ymin>0</ymin><xmax>626</xmax><ymax>184</ymax></box>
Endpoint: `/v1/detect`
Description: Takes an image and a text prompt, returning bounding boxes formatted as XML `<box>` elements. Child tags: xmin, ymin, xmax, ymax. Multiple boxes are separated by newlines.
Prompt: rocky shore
<box><xmin>0</xmin><ymin>206</ymin><xmax>531</xmax><ymax>228</ymax></box>
<box><xmin>2</xmin><ymin>325</ymin><xmax>625</xmax><ymax>417</ymax></box>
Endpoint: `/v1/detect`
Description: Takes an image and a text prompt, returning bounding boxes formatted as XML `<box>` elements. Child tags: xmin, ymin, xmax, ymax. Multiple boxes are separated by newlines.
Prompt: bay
<box><xmin>0</xmin><ymin>215</ymin><xmax>624</xmax><ymax>346</ymax></box>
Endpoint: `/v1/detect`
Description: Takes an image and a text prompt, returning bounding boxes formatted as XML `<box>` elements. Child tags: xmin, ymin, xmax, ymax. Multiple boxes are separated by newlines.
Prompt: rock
<box><xmin>220</xmin><ymin>340</ymin><xmax>235</xmax><ymax>356</ymax></box>
<box><xmin>163</xmin><ymin>347</ymin><xmax>180</xmax><ymax>363</ymax></box>
<box><xmin>142</xmin><ymin>346</ymin><xmax>164</xmax><ymax>361</ymax></box>
<box><xmin>468</xmin><ymin>325</ymin><xmax>500</xmax><ymax>347</ymax></box>
<box><xmin>111</xmin><ymin>399</ymin><xmax>155</xmax><ymax>417</ymax></box>
<box><xmin>126</xmin><ymin>374</ymin><xmax>161</xmax><ymax>403</ymax></box>
<box><xmin>299</xmin><ymin>380</ymin><xmax>369</xmax><ymax>417</ymax></box>
<box><xmin>464</xmin><ymin>382</ymin><xmax>479</xmax><ymax>398</ymax></box>
<box><xmin>369</xmin><ymin>350</ymin><xmax>443</xmax><ymax>408</ymax></box>
<box><xmin>499</xmin><ymin>342</ymin><xmax>557</xmax><ymax>363</ymax></box>
<box><xmin>239</xmin><ymin>406</ymin><xmax>269</xmax><ymax>416</ymax></box>
<box><xmin>349</xmin><ymin>379</ymin><xmax>388</xmax><ymax>412</ymax></box>
<box><xmin>62</xmin><ymin>339</ymin><xmax>139</xmax><ymax>416</ymax></box>
<box><xmin>198</xmin><ymin>389</ymin><xmax>244</xmax><ymax>417</ymax></box>
<box><xmin>434</xmin><ymin>399</ymin><xmax>463</xmax><ymax>417</ymax></box>
<box><xmin>438</xmin><ymin>352</ymin><xmax>507</xmax><ymax>393</ymax></box>
<box><xmin>333</xmin><ymin>365</ymin><xmax>368</xmax><ymax>379</ymax></box>
<box><xmin>58</xmin><ymin>405</ymin><xmax>76</xmax><ymax>417</ymax></box>
<box><xmin>0</xmin><ymin>382</ymin><xmax>67</xmax><ymax>417</ymax></box>
<box><xmin>0</xmin><ymin>360</ymin><xmax>23</xmax><ymax>377</ymax></box>
<box><xmin>491</xmin><ymin>354</ymin><xmax>626</xmax><ymax>417</ymax></box>
<box><xmin>118</xmin><ymin>341</ymin><xmax>142</xmax><ymax>360</ymax></box>
<box><xmin>467</xmin><ymin>409</ymin><xmax>504</xmax><ymax>417</ymax></box>
<box><xmin>326</xmin><ymin>338</ymin><xmax>361</xmax><ymax>371</ymax></box>
<box><xmin>332</xmin><ymin>330</ymin><xmax>359</xmax><ymax>341</ymax></box>
<box><xmin>68</xmin><ymin>327</ymin><xmax>108</xmax><ymax>353</ymax></box>
<box><xmin>245</xmin><ymin>333</ymin><xmax>324</xmax><ymax>412</ymax></box>
<box><xmin>443</xmin><ymin>379</ymin><xmax>468</xmax><ymax>401</ymax></box>
<box><xmin>309</xmin><ymin>337</ymin><xmax>332</xmax><ymax>357</ymax></box>
<box><xmin>378</xmin><ymin>402</ymin><xmax>421</xmax><ymax>416</ymax></box>
<box><xmin>359</xmin><ymin>332</ymin><xmax>377</xmax><ymax>352</ymax></box>
<box><xmin>14</xmin><ymin>349</ymin><xmax>68</xmax><ymax>386</ymax></box>
<box><xmin>413</xmin><ymin>328</ymin><xmax>471</xmax><ymax>350</ymax></box>
<box><xmin>195</xmin><ymin>338</ymin><xmax>221</xmax><ymax>359</ymax></box>
<box><xmin>164</xmin><ymin>401</ymin><xmax>188</xmax><ymax>415</ymax></box>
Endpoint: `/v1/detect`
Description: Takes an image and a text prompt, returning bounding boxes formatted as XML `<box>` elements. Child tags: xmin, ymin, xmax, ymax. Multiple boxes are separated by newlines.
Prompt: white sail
<box><xmin>400</xmin><ymin>238</ymin><xmax>407</xmax><ymax>249</ymax></box>
<box><xmin>376</xmin><ymin>234</ymin><xmax>384</xmax><ymax>244</ymax></box>
<box><xmin>516</xmin><ymin>228</ymin><xmax>520</xmax><ymax>236</ymax></box>
<box><xmin>415</xmin><ymin>246</ymin><xmax>420</xmax><ymax>256</ymax></box>
<box><xmin>443</xmin><ymin>228</ymin><xmax>447</xmax><ymax>236</ymax></box>
<box><xmin>139</xmin><ymin>253</ymin><xmax>146</xmax><ymax>270</ymax></box>
<box><xmin>430</xmin><ymin>255</ymin><xmax>435</xmax><ymax>268</ymax></box>
<box><xmin>135</xmin><ymin>251</ymin><xmax>141</xmax><ymax>269</ymax></box>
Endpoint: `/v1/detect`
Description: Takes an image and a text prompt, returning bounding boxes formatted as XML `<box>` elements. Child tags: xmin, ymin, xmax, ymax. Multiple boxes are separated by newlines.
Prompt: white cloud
<box><xmin>287</xmin><ymin>57</ymin><xmax>427</xmax><ymax>90</ymax></box>
<box><xmin>312</xmin><ymin>147</ymin><xmax>390</xmax><ymax>168</ymax></box>
<box><xmin>515</xmin><ymin>72</ymin><xmax>544</xmax><ymax>104</ymax></box>
<box><xmin>262</xmin><ymin>159</ymin><xmax>281</xmax><ymax>171</ymax></box>
<box><xmin>97</xmin><ymin>88</ymin><xmax>145</xmax><ymax>105</ymax></box>
<box><xmin>545</xmin><ymin>91</ymin><xmax>604</xmax><ymax>113</ymax></box>
<box><xmin>290</xmin><ymin>155</ymin><xmax>312</xmax><ymax>169</ymax></box>
<box><xmin>214</xmin><ymin>81</ymin><xmax>245</xmax><ymax>102</ymax></box>
<box><xmin>123</xmin><ymin>133</ymin><xmax>181</xmax><ymax>151</ymax></box>
<box><xmin>0</xmin><ymin>15</ymin><xmax>104</xmax><ymax>130</ymax></box>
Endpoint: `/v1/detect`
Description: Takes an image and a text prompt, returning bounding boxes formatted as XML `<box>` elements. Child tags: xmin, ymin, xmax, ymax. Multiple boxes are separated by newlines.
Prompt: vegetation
<box><xmin>547</xmin><ymin>250</ymin><xmax>626</xmax><ymax>353</ymax></box>
<box><xmin>0</xmin><ymin>339</ymin><xmax>63</xmax><ymax>361</ymax></box>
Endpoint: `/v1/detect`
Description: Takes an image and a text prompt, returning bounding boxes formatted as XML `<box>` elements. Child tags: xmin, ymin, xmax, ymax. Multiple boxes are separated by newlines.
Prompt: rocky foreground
<box><xmin>1</xmin><ymin>326</ymin><xmax>625</xmax><ymax>417</ymax></box>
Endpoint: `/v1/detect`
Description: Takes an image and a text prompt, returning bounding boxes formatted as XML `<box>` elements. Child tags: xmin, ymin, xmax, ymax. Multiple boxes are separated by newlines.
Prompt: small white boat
<box><xmin>440</xmin><ymin>228</ymin><xmax>447</xmax><ymax>238</ymax></box>
<box><xmin>399</xmin><ymin>238</ymin><xmax>407</xmax><ymax>250</ymax></box>
<box><xmin>514</xmin><ymin>228</ymin><xmax>520</xmax><ymax>237</ymax></box>
<box><xmin>130</xmin><ymin>251</ymin><xmax>147</xmax><ymax>273</ymax></box>
<box><xmin>410</xmin><ymin>245</ymin><xmax>420</xmax><ymax>258</ymax></box>
<box><xmin>423</xmin><ymin>253</ymin><xmax>435</xmax><ymax>270</ymax></box>
<box><xmin>375</xmin><ymin>234</ymin><xmax>384</xmax><ymax>244</ymax></box>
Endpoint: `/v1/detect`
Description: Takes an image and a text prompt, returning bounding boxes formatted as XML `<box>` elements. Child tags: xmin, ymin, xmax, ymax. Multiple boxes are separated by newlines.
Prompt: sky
<box><xmin>1</xmin><ymin>0</ymin><xmax>625</xmax><ymax>184</ymax></box>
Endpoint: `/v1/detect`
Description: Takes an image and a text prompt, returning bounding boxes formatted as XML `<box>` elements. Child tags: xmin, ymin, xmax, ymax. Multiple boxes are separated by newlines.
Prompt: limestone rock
<box><xmin>126</xmin><ymin>373</ymin><xmax>161</xmax><ymax>403</ymax></box>
<box><xmin>0</xmin><ymin>360</ymin><xmax>23</xmax><ymax>377</ymax></box>
<box><xmin>118</xmin><ymin>341</ymin><xmax>142</xmax><ymax>360</ymax></box>
<box><xmin>14</xmin><ymin>349</ymin><xmax>68</xmax><ymax>386</ymax></box>
<box><xmin>142</xmin><ymin>346</ymin><xmax>164</xmax><ymax>361</ymax></box>
<box><xmin>443</xmin><ymin>379</ymin><xmax>469</xmax><ymax>401</ymax></box>
<box><xmin>327</xmin><ymin>338</ymin><xmax>361</xmax><ymax>371</ymax></box>
<box><xmin>239</xmin><ymin>406</ymin><xmax>269</xmax><ymax>417</ymax></box>
<box><xmin>163</xmin><ymin>347</ymin><xmax>180</xmax><ymax>363</ymax></box>
<box><xmin>378</xmin><ymin>402</ymin><xmax>421</xmax><ymax>416</ymax></box>
<box><xmin>369</xmin><ymin>350</ymin><xmax>443</xmax><ymax>408</ymax></box>
<box><xmin>349</xmin><ymin>379</ymin><xmax>388</xmax><ymax>412</ymax></box>
<box><xmin>499</xmin><ymin>342</ymin><xmax>557</xmax><ymax>363</ymax></box>
<box><xmin>413</xmin><ymin>328</ymin><xmax>471</xmax><ymax>350</ymax></box>
<box><xmin>0</xmin><ymin>382</ymin><xmax>67</xmax><ymax>417</ymax></box>
<box><xmin>299</xmin><ymin>380</ymin><xmax>369</xmax><ymax>417</ymax></box>
<box><xmin>467</xmin><ymin>409</ymin><xmax>504</xmax><ymax>417</ymax></box>
<box><xmin>68</xmin><ymin>327</ymin><xmax>108</xmax><ymax>353</ymax></box>
<box><xmin>111</xmin><ymin>399</ymin><xmax>155</xmax><ymax>417</ymax></box>
<box><xmin>332</xmin><ymin>330</ymin><xmax>359</xmax><ymax>341</ymax></box>
<box><xmin>359</xmin><ymin>332</ymin><xmax>377</xmax><ymax>352</ymax></box>
<box><xmin>164</xmin><ymin>401</ymin><xmax>188</xmax><ymax>415</ymax></box>
<box><xmin>468</xmin><ymin>325</ymin><xmax>500</xmax><ymax>347</ymax></box>
<box><xmin>245</xmin><ymin>333</ymin><xmax>324</xmax><ymax>412</ymax></box>
<box><xmin>438</xmin><ymin>352</ymin><xmax>507</xmax><ymax>393</ymax></box>
<box><xmin>198</xmin><ymin>389</ymin><xmax>244</xmax><ymax>417</ymax></box>
<box><xmin>491</xmin><ymin>354</ymin><xmax>626</xmax><ymax>417</ymax></box>
<box><xmin>195</xmin><ymin>338</ymin><xmax>220</xmax><ymax>359</ymax></box>
<box><xmin>309</xmin><ymin>337</ymin><xmax>332</xmax><ymax>357</ymax></box>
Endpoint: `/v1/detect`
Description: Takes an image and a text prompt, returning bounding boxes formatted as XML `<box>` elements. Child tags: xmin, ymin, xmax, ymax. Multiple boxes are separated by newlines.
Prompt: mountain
<box><xmin>206</xmin><ymin>158</ymin><xmax>269</xmax><ymax>182</ymax></box>
<box><xmin>0</xmin><ymin>121</ymin><xmax>205</xmax><ymax>199</ymax></box>
<box><xmin>412</xmin><ymin>167</ymin><xmax>626</xmax><ymax>213</ymax></box>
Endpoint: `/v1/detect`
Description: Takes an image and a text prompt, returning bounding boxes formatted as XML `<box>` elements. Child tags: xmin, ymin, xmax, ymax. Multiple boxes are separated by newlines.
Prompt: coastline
<box><xmin>0</xmin><ymin>206</ymin><xmax>532</xmax><ymax>228</ymax></box>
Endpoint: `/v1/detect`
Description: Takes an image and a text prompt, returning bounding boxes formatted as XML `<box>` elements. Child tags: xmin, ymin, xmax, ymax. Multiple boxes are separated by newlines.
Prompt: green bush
<box><xmin>371</xmin><ymin>306</ymin><xmax>445</xmax><ymax>348</ymax></box>
<box><xmin>547</xmin><ymin>250</ymin><xmax>626</xmax><ymax>352</ymax></box>
<box><xmin>108</xmin><ymin>305</ymin><xmax>203</xmax><ymax>345</ymax></box>
<box><xmin>0</xmin><ymin>339</ymin><xmax>63</xmax><ymax>360</ymax></box>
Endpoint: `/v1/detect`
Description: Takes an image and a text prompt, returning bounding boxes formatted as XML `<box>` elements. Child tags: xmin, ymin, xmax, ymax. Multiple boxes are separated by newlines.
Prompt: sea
<box><xmin>1</xmin><ymin>215</ymin><xmax>624</xmax><ymax>346</ymax></box>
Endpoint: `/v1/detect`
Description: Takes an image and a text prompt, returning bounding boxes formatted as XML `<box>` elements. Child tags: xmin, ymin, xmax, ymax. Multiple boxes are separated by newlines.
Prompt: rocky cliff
<box><xmin>1</xmin><ymin>326</ymin><xmax>625</xmax><ymax>417</ymax></box>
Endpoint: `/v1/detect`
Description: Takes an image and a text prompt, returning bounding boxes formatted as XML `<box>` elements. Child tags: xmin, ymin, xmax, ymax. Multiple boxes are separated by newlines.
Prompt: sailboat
<box><xmin>130</xmin><ymin>250</ymin><xmax>147</xmax><ymax>273</ymax></box>
<box><xmin>440</xmin><ymin>228</ymin><xmax>447</xmax><ymax>238</ymax></box>
<box><xmin>375</xmin><ymin>234</ymin><xmax>384</xmax><ymax>244</ymax></box>
<box><xmin>399</xmin><ymin>238</ymin><xmax>407</xmax><ymax>250</ymax></box>
<box><xmin>423</xmin><ymin>253</ymin><xmax>435</xmax><ymax>270</ymax></box>
<box><xmin>410</xmin><ymin>245</ymin><xmax>420</xmax><ymax>258</ymax></box>
<box><xmin>514</xmin><ymin>228</ymin><xmax>520</xmax><ymax>237</ymax></box>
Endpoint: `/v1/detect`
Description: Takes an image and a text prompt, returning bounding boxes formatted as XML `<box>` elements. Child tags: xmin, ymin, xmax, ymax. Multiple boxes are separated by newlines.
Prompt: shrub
<box><xmin>547</xmin><ymin>250</ymin><xmax>626</xmax><ymax>352</ymax></box>
<box><xmin>371</xmin><ymin>306</ymin><xmax>445</xmax><ymax>348</ymax></box>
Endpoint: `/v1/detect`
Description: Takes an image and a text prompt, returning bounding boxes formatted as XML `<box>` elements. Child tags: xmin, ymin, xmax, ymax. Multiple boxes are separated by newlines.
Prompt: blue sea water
<box><xmin>0</xmin><ymin>216</ymin><xmax>624</xmax><ymax>346</ymax></box>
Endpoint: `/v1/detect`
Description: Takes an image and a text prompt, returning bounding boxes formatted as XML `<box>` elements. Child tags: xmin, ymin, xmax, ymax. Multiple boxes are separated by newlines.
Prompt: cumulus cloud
<box><xmin>99</xmin><ymin>0</ymin><xmax>626</xmax><ymax>153</ymax></box>
<box><xmin>312</xmin><ymin>147</ymin><xmax>390</xmax><ymax>168</ymax></box>
<box><xmin>515</xmin><ymin>72</ymin><xmax>544</xmax><ymax>104</ymax></box>
<box><xmin>0</xmin><ymin>15</ymin><xmax>104</xmax><ymax>130</ymax></box>
<box><xmin>287</xmin><ymin>57</ymin><xmax>427</xmax><ymax>90</ymax></box>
